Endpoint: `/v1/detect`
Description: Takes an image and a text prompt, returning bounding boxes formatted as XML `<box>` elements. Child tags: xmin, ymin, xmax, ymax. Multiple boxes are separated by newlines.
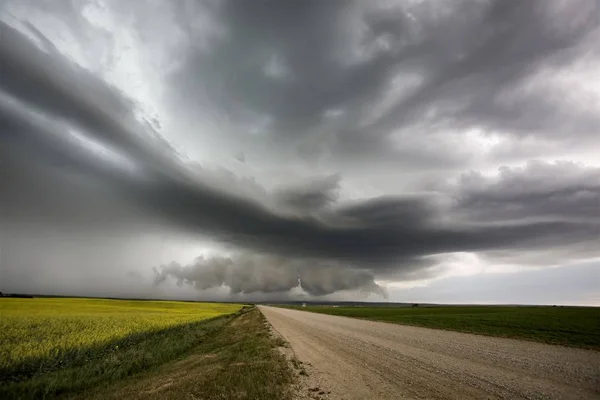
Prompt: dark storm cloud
<box><xmin>455</xmin><ymin>161</ymin><xmax>600</xmax><ymax>222</ymax></box>
<box><xmin>0</xmin><ymin>20</ymin><xmax>181</xmax><ymax>180</ymax></box>
<box><xmin>169</xmin><ymin>1</ymin><xmax>369</xmax><ymax>130</ymax></box>
<box><xmin>275</xmin><ymin>174</ymin><xmax>341</xmax><ymax>212</ymax></box>
<box><xmin>1</xmin><ymin>1</ymin><xmax>599</xmax><ymax>298</ymax></box>
<box><xmin>153</xmin><ymin>254</ymin><xmax>387</xmax><ymax>298</ymax></box>
<box><xmin>0</xmin><ymin>149</ymin><xmax>148</xmax><ymax>230</ymax></box>
<box><xmin>369</xmin><ymin>1</ymin><xmax>600</xmax><ymax>137</ymax></box>
<box><xmin>2</xmin><ymin>19</ymin><xmax>598</xmax><ymax>263</ymax></box>
<box><xmin>167</xmin><ymin>0</ymin><xmax>600</xmax><ymax>166</ymax></box>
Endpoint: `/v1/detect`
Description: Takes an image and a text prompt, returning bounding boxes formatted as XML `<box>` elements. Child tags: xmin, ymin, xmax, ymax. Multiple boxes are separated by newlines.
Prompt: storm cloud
<box><xmin>1</xmin><ymin>0</ymin><xmax>599</xmax><ymax>301</ymax></box>
<box><xmin>154</xmin><ymin>254</ymin><xmax>387</xmax><ymax>298</ymax></box>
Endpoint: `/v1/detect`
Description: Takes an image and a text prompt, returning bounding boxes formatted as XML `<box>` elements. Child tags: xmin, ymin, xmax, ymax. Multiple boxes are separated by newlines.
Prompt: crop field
<box><xmin>0</xmin><ymin>298</ymin><xmax>243</xmax><ymax>398</ymax></box>
<box><xmin>288</xmin><ymin>305</ymin><xmax>600</xmax><ymax>350</ymax></box>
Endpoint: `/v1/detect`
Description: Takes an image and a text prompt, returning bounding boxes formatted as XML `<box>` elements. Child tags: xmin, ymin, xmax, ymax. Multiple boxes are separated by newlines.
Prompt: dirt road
<box><xmin>259</xmin><ymin>306</ymin><xmax>600</xmax><ymax>400</ymax></box>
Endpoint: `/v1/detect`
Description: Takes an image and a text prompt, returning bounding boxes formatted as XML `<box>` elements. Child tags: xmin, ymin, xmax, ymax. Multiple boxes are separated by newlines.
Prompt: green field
<box><xmin>289</xmin><ymin>305</ymin><xmax>600</xmax><ymax>350</ymax></box>
<box><xmin>0</xmin><ymin>298</ymin><xmax>243</xmax><ymax>398</ymax></box>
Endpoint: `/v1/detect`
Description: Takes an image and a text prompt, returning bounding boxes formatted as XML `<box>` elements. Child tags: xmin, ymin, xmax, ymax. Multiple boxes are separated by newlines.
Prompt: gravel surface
<box><xmin>259</xmin><ymin>306</ymin><xmax>600</xmax><ymax>400</ymax></box>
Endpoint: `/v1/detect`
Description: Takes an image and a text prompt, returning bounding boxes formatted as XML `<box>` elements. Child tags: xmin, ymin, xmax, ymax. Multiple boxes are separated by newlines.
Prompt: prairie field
<box><xmin>0</xmin><ymin>298</ymin><xmax>243</xmax><ymax>398</ymax></box>
<box><xmin>286</xmin><ymin>305</ymin><xmax>600</xmax><ymax>350</ymax></box>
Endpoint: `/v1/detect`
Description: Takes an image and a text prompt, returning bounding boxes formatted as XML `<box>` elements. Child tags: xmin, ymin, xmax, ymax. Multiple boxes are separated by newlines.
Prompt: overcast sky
<box><xmin>1</xmin><ymin>0</ymin><xmax>599</xmax><ymax>304</ymax></box>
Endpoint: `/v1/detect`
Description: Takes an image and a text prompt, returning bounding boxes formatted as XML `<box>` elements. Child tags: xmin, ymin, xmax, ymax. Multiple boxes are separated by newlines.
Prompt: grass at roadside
<box><xmin>0</xmin><ymin>298</ymin><xmax>243</xmax><ymax>399</ymax></box>
<box><xmin>284</xmin><ymin>305</ymin><xmax>600</xmax><ymax>350</ymax></box>
<box><xmin>82</xmin><ymin>307</ymin><xmax>294</xmax><ymax>400</ymax></box>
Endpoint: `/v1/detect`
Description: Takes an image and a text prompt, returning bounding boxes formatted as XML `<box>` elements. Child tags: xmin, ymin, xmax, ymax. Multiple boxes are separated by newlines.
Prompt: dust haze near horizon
<box><xmin>1</xmin><ymin>0</ymin><xmax>599</xmax><ymax>305</ymax></box>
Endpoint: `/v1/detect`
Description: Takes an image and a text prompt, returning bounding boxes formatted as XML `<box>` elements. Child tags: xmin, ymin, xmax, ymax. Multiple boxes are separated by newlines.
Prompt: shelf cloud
<box><xmin>1</xmin><ymin>0</ymin><xmax>599</xmax><ymax>302</ymax></box>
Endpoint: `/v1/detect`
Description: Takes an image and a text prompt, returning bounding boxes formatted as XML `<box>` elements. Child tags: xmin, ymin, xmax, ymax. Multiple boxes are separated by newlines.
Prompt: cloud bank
<box><xmin>1</xmin><ymin>0</ymin><xmax>599</xmax><ymax>301</ymax></box>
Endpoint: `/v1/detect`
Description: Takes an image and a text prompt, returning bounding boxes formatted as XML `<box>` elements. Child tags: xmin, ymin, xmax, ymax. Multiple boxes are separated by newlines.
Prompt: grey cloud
<box><xmin>1</xmin><ymin>159</ymin><xmax>128</xmax><ymax>231</ymax></box>
<box><xmin>387</xmin><ymin>261</ymin><xmax>600</xmax><ymax>306</ymax></box>
<box><xmin>153</xmin><ymin>254</ymin><xmax>387</xmax><ymax>298</ymax></box>
<box><xmin>166</xmin><ymin>0</ymin><xmax>427</xmax><ymax>164</ymax></box>
<box><xmin>337</xmin><ymin>196</ymin><xmax>437</xmax><ymax>228</ymax></box>
<box><xmin>0</xmin><ymin>20</ymin><xmax>182</xmax><ymax>183</ymax></box>
<box><xmin>2</xmin><ymin>2</ymin><xmax>599</xmax><ymax>300</ymax></box>
<box><xmin>275</xmin><ymin>173</ymin><xmax>341</xmax><ymax>212</ymax></box>
<box><xmin>369</xmin><ymin>1</ymin><xmax>600</xmax><ymax>137</ymax></box>
<box><xmin>2</xmin><ymin>20</ymin><xmax>598</xmax><ymax>269</ymax></box>
<box><xmin>298</xmin><ymin>265</ymin><xmax>388</xmax><ymax>298</ymax></box>
<box><xmin>235</xmin><ymin>152</ymin><xmax>246</xmax><ymax>163</ymax></box>
<box><xmin>455</xmin><ymin>161</ymin><xmax>600</xmax><ymax>222</ymax></box>
<box><xmin>165</xmin><ymin>0</ymin><xmax>600</xmax><ymax>169</ymax></box>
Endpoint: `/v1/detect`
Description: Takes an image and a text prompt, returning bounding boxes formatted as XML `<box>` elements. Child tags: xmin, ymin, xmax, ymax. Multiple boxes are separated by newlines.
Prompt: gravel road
<box><xmin>259</xmin><ymin>306</ymin><xmax>600</xmax><ymax>400</ymax></box>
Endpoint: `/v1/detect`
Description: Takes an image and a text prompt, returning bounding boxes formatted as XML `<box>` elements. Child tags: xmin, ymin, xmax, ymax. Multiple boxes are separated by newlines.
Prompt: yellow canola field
<box><xmin>0</xmin><ymin>297</ymin><xmax>241</xmax><ymax>371</ymax></box>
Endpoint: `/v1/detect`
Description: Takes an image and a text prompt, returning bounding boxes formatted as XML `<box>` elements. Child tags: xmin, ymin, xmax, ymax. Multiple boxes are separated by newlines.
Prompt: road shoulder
<box><xmin>78</xmin><ymin>307</ymin><xmax>294</xmax><ymax>400</ymax></box>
